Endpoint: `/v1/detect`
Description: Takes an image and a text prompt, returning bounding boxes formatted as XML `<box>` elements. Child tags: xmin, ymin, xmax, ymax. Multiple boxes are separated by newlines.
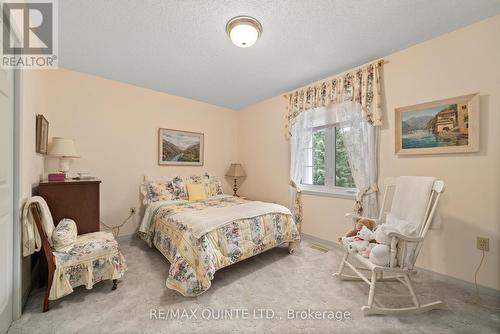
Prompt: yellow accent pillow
<box><xmin>186</xmin><ymin>183</ymin><xmax>208</xmax><ymax>201</ymax></box>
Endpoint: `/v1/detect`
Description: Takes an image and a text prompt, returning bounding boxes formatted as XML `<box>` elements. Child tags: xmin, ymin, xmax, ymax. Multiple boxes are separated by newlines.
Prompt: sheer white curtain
<box><xmin>289</xmin><ymin>101</ymin><xmax>379</xmax><ymax>220</ymax></box>
<box><xmin>336</xmin><ymin>103</ymin><xmax>379</xmax><ymax>218</ymax></box>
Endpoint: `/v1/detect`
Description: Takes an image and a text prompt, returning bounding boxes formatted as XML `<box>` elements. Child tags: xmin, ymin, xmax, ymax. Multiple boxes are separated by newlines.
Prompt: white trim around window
<box><xmin>301</xmin><ymin>184</ymin><xmax>358</xmax><ymax>200</ymax></box>
<box><xmin>300</xmin><ymin>124</ymin><xmax>358</xmax><ymax>200</ymax></box>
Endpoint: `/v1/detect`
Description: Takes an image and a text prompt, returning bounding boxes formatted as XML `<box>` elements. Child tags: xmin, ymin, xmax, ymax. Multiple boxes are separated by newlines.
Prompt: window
<box><xmin>301</xmin><ymin>125</ymin><xmax>357</xmax><ymax>198</ymax></box>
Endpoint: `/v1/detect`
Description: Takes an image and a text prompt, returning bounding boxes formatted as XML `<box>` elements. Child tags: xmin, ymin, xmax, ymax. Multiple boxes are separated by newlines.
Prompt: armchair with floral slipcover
<box><xmin>23</xmin><ymin>196</ymin><xmax>127</xmax><ymax>312</ymax></box>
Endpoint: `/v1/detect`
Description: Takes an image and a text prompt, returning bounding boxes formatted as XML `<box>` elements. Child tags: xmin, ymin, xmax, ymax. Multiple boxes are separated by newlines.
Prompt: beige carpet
<box><xmin>8</xmin><ymin>235</ymin><xmax>500</xmax><ymax>334</ymax></box>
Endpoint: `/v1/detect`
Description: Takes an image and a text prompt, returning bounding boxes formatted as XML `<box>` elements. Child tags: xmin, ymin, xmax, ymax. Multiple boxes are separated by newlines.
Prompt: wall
<box><xmin>44</xmin><ymin>69</ymin><xmax>239</xmax><ymax>236</ymax></box>
<box><xmin>26</xmin><ymin>14</ymin><xmax>500</xmax><ymax>291</ymax></box>
<box><xmin>21</xmin><ymin>70</ymin><xmax>48</xmax><ymax>206</ymax></box>
<box><xmin>20</xmin><ymin>70</ymin><xmax>49</xmax><ymax>304</ymax></box>
<box><xmin>238</xmin><ymin>15</ymin><xmax>500</xmax><ymax>290</ymax></box>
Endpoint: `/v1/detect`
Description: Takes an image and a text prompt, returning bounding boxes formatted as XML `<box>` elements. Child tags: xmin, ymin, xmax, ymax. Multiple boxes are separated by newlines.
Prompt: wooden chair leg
<box><xmin>112</xmin><ymin>279</ymin><xmax>118</xmax><ymax>291</ymax></box>
<box><xmin>43</xmin><ymin>266</ymin><xmax>54</xmax><ymax>312</ymax></box>
<box><xmin>332</xmin><ymin>251</ymin><xmax>349</xmax><ymax>277</ymax></box>
<box><xmin>31</xmin><ymin>205</ymin><xmax>56</xmax><ymax>313</ymax></box>
<box><xmin>404</xmin><ymin>274</ymin><xmax>420</xmax><ymax>307</ymax></box>
<box><xmin>42</xmin><ymin>291</ymin><xmax>50</xmax><ymax>312</ymax></box>
<box><xmin>367</xmin><ymin>271</ymin><xmax>377</xmax><ymax>308</ymax></box>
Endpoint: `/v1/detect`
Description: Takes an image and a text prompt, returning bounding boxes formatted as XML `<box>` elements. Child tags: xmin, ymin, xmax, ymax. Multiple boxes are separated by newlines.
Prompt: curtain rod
<box><xmin>283</xmin><ymin>59</ymin><xmax>386</xmax><ymax>99</ymax></box>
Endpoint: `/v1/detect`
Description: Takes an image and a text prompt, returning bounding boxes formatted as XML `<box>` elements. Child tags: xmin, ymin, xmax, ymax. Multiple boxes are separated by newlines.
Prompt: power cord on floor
<box><xmin>100</xmin><ymin>212</ymin><xmax>135</xmax><ymax>238</ymax></box>
<box><xmin>471</xmin><ymin>249</ymin><xmax>500</xmax><ymax>311</ymax></box>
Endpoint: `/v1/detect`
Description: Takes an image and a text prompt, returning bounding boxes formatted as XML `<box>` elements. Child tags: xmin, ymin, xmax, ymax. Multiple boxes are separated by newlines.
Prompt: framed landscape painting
<box><xmin>158</xmin><ymin>128</ymin><xmax>204</xmax><ymax>166</ymax></box>
<box><xmin>395</xmin><ymin>93</ymin><xmax>479</xmax><ymax>155</ymax></box>
<box><xmin>36</xmin><ymin>114</ymin><xmax>49</xmax><ymax>154</ymax></box>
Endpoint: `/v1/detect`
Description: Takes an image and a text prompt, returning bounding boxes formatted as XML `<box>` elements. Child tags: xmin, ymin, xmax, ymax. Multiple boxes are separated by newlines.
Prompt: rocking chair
<box><xmin>333</xmin><ymin>176</ymin><xmax>445</xmax><ymax>315</ymax></box>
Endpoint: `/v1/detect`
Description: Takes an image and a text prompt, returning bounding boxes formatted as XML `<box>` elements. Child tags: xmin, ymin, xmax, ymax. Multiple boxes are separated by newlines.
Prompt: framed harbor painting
<box><xmin>395</xmin><ymin>93</ymin><xmax>479</xmax><ymax>155</ymax></box>
<box><xmin>158</xmin><ymin>128</ymin><xmax>204</xmax><ymax>166</ymax></box>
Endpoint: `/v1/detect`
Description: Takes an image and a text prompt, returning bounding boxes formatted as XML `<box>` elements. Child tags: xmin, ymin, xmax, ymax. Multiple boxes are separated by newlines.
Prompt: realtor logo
<box><xmin>1</xmin><ymin>0</ymin><xmax>58</xmax><ymax>68</ymax></box>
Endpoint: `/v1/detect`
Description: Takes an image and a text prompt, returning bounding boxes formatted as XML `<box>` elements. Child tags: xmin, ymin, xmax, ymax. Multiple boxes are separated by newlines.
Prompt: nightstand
<box><xmin>38</xmin><ymin>178</ymin><xmax>101</xmax><ymax>234</ymax></box>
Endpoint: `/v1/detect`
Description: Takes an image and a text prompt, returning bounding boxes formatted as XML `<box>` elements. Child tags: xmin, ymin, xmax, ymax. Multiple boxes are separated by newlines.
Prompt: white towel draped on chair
<box><xmin>22</xmin><ymin>196</ymin><xmax>55</xmax><ymax>256</ymax></box>
<box><xmin>390</xmin><ymin>176</ymin><xmax>436</xmax><ymax>229</ymax></box>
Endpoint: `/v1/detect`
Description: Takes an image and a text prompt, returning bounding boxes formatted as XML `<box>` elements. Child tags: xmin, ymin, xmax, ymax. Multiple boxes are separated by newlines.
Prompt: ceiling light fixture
<box><xmin>226</xmin><ymin>16</ymin><xmax>262</xmax><ymax>48</ymax></box>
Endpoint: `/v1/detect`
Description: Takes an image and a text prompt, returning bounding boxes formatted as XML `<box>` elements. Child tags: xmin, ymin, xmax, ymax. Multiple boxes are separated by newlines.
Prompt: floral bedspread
<box><xmin>138</xmin><ymin>196</ymin><xmax>300</xmax><ymax>296</ymax></box>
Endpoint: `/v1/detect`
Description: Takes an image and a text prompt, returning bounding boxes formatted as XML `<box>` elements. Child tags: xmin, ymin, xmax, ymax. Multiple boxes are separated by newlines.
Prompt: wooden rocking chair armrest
<box><xmin>387</xmin><ymin>232</ymin><xmax>424</xmax><ymax>243</ymax></box>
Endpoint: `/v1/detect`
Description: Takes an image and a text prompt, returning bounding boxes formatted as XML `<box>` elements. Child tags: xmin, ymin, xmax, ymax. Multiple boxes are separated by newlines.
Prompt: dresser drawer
<box><xmin>38</xmin><ymin>179</ymin><xmax>101</xmax><ymax>234</ymax></box>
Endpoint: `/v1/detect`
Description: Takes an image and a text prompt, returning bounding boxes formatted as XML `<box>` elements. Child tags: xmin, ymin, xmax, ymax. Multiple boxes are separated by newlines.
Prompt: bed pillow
<box><xmin>171</xmin><ymin>176</ymin><xmax>188</xmax><ymax>200</ymax></box>
<box><xmin>186</xmin><ymin>183</ymin><xmax>208</xmax><ymax>201</ymax></box>
<box><xmin>140</xmin><ymin>180</ymin><xmax>175</xmax><ymax>204</ymax></box>
<box><xmin>186</xmin><ymin>173</ymin><xmax>224</xmax><ymax>197</ymax></box>
<box><xmin>52</xmin><ymin>218</ymin><xmax>77</xmax><ymax>252</ymax></box>
<box><xmin>207</xmin><ymin>176</ymin><xmax>224</xmax><ymax>197</ymax></box>
<box><xmin>185</xmin><ymin>173</ymin><xmax>211</xmax><ymax>195</ymax></box>
<box><xmin>185</xmin><ymin>174</ymin><xmax>205</xmax><ymax>185</ymax></box>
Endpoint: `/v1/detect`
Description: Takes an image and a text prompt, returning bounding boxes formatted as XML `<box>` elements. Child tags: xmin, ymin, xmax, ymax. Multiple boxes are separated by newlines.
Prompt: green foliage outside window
<box><xmin>311</xmin><ymin>127</ymin><xmax>355</xmax><ymax>188</ymax></box>
<box><xmin>312</xmin><ymin>129</ymin><xmax>325</xmax><ymax>185</ymax></box>
<box><xmin>335</xmin><ymin>128</ymin><xmax>356</xmax><ymax>188</ymax></box>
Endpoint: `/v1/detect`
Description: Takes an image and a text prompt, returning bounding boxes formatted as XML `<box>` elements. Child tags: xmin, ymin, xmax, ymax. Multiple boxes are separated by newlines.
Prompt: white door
<box><xmin>0</xmin><ymin>19</ymin><xmax>15</xmax><ymax>334</ymax></box>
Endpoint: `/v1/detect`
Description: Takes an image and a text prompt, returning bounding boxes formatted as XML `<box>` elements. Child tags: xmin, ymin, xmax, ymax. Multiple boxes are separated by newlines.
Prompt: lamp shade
<box><xmin>225</xmin><ymin>163</ymin><xmax>246</xmax><ymax>177</ymax></box>
<box><xmin>48</xmin><ymin>137</ymin><xmax>80</xmax><ymax>158</ymax></box>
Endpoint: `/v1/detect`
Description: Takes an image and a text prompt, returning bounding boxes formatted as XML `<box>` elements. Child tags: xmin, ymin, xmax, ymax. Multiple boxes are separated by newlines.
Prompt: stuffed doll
<box><xmin>361</xmin><ymin>243</ymin><xmax>375</xmax><ymax>258</ymax></box>
<box><xmin>342</xmin><ymin>226</ymin><xmax>374</xmax><ymax>253</ymax></box>
<box><xmin>369</xmin><ymin>226</ymin><xmax>394</xmax><ymax>266</ymax></box>
<box><xmin>338</xmin><ymin>218</ymin><xmax>376</xmax><ymax>243</ymax></box>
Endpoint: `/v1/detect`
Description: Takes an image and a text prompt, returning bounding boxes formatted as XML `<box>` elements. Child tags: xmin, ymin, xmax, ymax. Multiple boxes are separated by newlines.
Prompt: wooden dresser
<box><xmin>38</xmin><ymin>179</ymin><xmax>101</xmax><ymax>234</ymax></box>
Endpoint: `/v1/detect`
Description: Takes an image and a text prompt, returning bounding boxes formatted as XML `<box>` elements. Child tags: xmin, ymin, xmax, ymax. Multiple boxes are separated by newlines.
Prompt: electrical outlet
<box><xmin>130</xmin><ymin>207</ymin><xmax>136</xmax><ymax>215</ymax></box>
<box><xmin>477</xmin><ymin>237</ymin><xmax>489</xmax><ymax>251</ymax></box>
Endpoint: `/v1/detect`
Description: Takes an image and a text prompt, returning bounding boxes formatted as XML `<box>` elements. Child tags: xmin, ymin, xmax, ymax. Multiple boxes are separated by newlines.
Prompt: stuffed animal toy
<box><xmin>338</xmin><ymin>218</ymin><xmax>376</xmax><ymax>243</ymax></box>
<box><xmin>342</xmin><ymin>226</ymin><xmax>374</xmax><ymax>253</ymax></box>
<box><xmin>369</xmin><ymin>226</ymin><xmax>394</xmax><ymax>266</ymax></box>
<box><xmin>361</xmin><ymin>243</ymin><xmax>375</xmax><ymax>258</ymax></box>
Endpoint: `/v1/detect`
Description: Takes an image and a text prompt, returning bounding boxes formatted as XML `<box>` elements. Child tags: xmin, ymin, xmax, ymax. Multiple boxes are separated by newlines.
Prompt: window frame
<box><xmin>300</xmin><ymin>124</ymin><xmax>358</xmax><ymax>200</ymax></box>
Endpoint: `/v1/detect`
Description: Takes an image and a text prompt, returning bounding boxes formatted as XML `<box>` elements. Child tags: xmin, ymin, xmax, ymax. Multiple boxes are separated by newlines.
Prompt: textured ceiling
<box><xmin>59</xmin><ymin>0</ymin><xmax>500</xmax><ymax>109</ymax></box>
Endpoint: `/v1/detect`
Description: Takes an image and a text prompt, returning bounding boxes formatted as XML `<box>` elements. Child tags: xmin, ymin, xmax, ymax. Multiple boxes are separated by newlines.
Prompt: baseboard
<box><xmin>301</xmin><ymin>233</ymin><xmax>342</xmax><ymax>251</ymax></box>
<box><xmin>301</xmin><ymin>233</ymin><xmax>500</xmax><ymax>299</ymax></box>
<box><xmin>415</xmin><ymin>266</ymin><xmax>500</xmax><ymax>299</ymax></box>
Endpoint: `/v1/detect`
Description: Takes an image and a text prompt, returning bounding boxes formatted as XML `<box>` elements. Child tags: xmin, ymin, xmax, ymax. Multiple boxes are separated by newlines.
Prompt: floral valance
<box><xmin>285</xmin><ymin>60</ymin><xmax>383</xmax><ymax>138</ymax></box>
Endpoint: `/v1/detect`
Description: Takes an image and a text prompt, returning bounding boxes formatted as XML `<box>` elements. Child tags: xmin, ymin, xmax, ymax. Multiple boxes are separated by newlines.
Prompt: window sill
<box><xmin>300</xmin><ymin>186</ymin><xmax>357</xmax><ymax>200</ymax></box>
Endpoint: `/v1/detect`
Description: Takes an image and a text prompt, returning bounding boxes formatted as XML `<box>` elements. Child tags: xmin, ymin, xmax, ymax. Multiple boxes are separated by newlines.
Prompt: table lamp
<box><xmin>48</xmin><ymin>137</ymin><xmax>80</xmax><ymax>177</ymax></box>
<box><xmin>225</xmin><ymin>163</ymin><xmax>246</xmax><ymax>197</ymax></box>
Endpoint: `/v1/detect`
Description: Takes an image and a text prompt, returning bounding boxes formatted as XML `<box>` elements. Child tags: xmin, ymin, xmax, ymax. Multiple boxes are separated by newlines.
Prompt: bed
<box><xmin>138</xmin><ymin>174</ymin><xmax>300</xmax><ymax>296</ymax></box>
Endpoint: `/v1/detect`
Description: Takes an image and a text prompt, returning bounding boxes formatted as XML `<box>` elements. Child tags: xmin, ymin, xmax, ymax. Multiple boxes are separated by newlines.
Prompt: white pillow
<box><xmin>52</xmin><ymin>218</ymin><xmax>78</xmax><ymax>252</ymax></box>
<box><xmin>385</xmin><ymin>213</ymin><xmax>418</xmax><ymax>236</ymax></box>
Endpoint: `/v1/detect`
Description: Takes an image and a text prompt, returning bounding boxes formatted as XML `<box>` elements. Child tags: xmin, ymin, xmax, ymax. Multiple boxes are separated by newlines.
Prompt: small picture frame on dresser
<box><xmin>36</xmin><ymin>114</ymin><xmax>49</xmax><ymax>154</ymax></box>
